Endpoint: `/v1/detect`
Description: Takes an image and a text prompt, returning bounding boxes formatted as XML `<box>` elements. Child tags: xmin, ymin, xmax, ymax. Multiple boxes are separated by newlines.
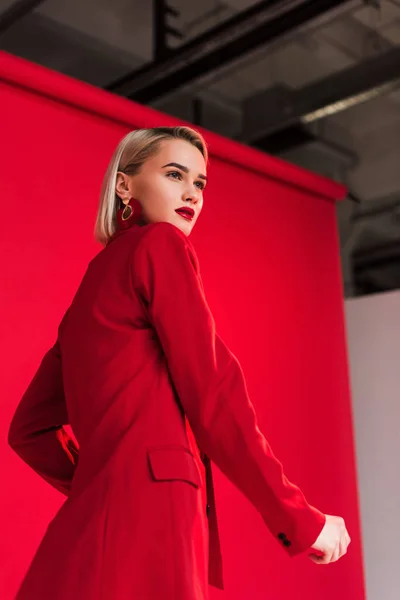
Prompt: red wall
<box><xmin>0</xmin><ymin>52</ymin><xmax>365</xmax><ymax>599</ymax></box>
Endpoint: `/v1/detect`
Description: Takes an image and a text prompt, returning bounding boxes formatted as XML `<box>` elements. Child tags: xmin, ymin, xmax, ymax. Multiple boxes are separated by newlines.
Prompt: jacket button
<box><xmin>278</xmin><ymin>532</ymin><xmax>286</xmax><ymax>540</ymax></box>
<box><xmin>283</xmin><ymin>539</ymin><xmax>291</xmax><ymax>547</ymax></box>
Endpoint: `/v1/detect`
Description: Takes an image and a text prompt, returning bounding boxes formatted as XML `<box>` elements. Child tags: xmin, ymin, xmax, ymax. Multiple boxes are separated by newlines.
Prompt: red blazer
<box><xmin>9</xmin><ymin>221</ymin><xmax>325</xmax><ymax>600</ymax></box>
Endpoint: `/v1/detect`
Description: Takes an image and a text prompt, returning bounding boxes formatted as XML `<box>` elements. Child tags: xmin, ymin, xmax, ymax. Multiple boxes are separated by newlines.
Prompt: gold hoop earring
<box><xmin>121</xmin><ymin>204</ymin><xmax>133</xmax><ymax>221</ymax></box>
<box><xmin>116</xmin><ymin>197</ymin><xmax>143</xmax><ymax>230</ymax></box>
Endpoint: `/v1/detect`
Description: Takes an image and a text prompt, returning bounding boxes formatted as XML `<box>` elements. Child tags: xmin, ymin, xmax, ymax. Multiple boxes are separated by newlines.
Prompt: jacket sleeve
<box><xmin>8</xmin><ymin>338</ymin><xmax>79</xmax><ymax>496</ymax></box>
<box><xmin>132</xmin><ymin>222</ymin><xmax>325</xmax><ymax>556</ymax></box>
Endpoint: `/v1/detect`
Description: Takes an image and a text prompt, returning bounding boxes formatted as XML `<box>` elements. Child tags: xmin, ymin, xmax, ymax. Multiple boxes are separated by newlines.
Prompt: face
<box><xmin>115</xmin><ymin>138</ymin><xmax>207</xmax><ymax>236</ymax></box>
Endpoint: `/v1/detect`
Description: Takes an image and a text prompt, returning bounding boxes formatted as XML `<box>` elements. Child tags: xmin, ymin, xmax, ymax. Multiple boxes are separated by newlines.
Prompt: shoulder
<box><xmin>141</xmin><ymin>222</ymin><xmax>187</xmax><ymax>242</ymax></box>
<box><xmin>135</xmin><ymin>223</ymin><xmax>199</xmax><ymax>271</ymax></box>
<box><xmin>137</xmin><ymin>222</ymin><xmax>193</xmax><ymax>253</ymax></box>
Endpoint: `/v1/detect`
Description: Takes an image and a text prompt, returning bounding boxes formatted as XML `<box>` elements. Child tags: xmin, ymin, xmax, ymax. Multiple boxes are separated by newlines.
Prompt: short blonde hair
<box><xmin>94</xmin><ymin>126</ymin><xmax>208</xmax><ymax>245</ymax></box>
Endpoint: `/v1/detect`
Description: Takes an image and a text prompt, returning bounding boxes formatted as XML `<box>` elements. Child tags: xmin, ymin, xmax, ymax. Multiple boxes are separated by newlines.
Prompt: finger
<box><xmin>330</xmin><ymin>544</ymin><xmax>340</xmax><ymax>563</ymax></box>
<box><xmin>342</xmin><ymin>533</ymin><xmax>350</xmax><ymax>553</ymax></box>
<box><xmin>339</xmin><ymin>538</ymin><xmax>347</xmax><ymax>559</ymax></box>
<box><xmin>308</xmin><ymin>548</ymin><xmax>326</xmax><ymax>564</ymax></box>
<box><xmin>315</xmin><ymin>549</ymin><xmax>333</xmax><ymax>565</ymax></box>
<box><xmin>309</xmin><ymin>554</ymin><xmax>328</xmax><ymax>565</ymax></box>
<box><xmin>309</xmin><ymin>555</ymin><xmax>323</xmax><ymax>564</ymax></box>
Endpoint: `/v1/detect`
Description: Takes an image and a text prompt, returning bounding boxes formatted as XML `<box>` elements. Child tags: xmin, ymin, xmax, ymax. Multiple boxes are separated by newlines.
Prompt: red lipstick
<box><xmin>175</xmin><ymin>207</ymin><xmax>195</xmax><ymax>221</ymax></box>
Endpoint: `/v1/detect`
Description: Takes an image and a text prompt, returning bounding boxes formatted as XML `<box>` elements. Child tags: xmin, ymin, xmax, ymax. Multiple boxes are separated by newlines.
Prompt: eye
<box><xmin>166</xmin><ymin>170</ymin><xmax>205</xmax><ymax>191</ymax></box>
<box><xmin>167</xmin><ymin>171</ymin><xmax>182</xmax><ymax>180</ymax></box>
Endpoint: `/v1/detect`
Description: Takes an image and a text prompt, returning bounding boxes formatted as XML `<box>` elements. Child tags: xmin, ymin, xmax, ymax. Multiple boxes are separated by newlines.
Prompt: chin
<box><xmin>170</xmin><ymin>216</ymin><xmax>194</xmax><ymax>236</ymax></box>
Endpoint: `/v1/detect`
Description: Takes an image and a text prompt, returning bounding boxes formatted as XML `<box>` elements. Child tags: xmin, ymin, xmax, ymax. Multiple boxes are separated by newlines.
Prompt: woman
<box><xmin>8</xmin><ymin>126</ymin><xmax>350</xmax><ymax>599</ymax></box>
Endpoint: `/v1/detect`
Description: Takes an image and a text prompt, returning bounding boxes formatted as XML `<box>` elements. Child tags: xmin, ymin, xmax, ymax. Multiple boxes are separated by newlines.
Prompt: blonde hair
<box><xmin>94</xmin><ymin>126</ymin><xmax>208</xmax><ymax>245</ymax></box>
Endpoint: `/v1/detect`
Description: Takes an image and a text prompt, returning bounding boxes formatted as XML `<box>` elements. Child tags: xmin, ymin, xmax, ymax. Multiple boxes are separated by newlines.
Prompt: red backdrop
<box><xmin>0</xmin><ymin>51</ymin><xmax>365</xmax><ymax>599</ymax></box>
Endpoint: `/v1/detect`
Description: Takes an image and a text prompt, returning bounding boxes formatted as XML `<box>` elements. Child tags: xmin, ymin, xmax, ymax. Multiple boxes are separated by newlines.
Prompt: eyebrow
<box><xmin>162</xmin><ymin>162</ymin><xmax>208</xmax><ymax>181</ymax></box>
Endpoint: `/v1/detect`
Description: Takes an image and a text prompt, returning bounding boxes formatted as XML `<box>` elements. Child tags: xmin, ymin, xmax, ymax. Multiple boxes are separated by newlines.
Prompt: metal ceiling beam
<box><xmin>153</xmin><ymin>0</ymin><xmax>183</xmax><ymax>60</ymax></box>
<box><xmin>105</xmin><ymin>0</ymin><xmax>354</xmax><ymax>103</ymax></box>
<box><xmin>354</xmin><ymin>242</ymin><xmax>400</xmax><ymax>268</ymax></box>
<box><xmin>242</xmin><ymin>47</ymin><xmax>400</xmax><ymax>142</ymax></box>
<box><xmin>0</xmin><ymin>0</ymin><xmax>46</xmax><ymax>35</ymax></box>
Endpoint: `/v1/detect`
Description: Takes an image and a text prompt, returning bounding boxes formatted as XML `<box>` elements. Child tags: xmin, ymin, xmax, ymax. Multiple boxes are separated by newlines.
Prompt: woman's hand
<box><xmin>309</xmin><ymin>514</ymin><xmax>351</xmax><ymax>564</ymax></box>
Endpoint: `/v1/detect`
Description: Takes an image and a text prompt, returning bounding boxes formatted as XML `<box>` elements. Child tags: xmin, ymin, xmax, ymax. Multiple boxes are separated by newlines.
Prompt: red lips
<box><xmin>175</xmin><ymin>207</ymin><xmax>195</xmax><ymax>221</ymax></box>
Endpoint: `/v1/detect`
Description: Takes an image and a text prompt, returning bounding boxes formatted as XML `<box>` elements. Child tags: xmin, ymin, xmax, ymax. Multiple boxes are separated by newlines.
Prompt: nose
<box><xmin>183</xmin><ymin>188</ymin><xmax>201</xmax><ymax>204</ymax></box>
<box><xmin>183</xmin><ymin>182</ymin><xmax>201</xmax><ymax>205</ymax></box>
<box><xmin>184</xmin><ymin>195</ymin><xmax>199</xmax><ymax>205</ymax></box>
<box><xmin>185</xmin><ymin>196</ymin><xmax>198</xmax><ymax>205</ymax></box>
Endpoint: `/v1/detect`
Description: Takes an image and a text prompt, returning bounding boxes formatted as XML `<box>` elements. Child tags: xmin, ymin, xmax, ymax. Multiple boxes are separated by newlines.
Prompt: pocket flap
<box><xmin>147</xmin><ymin>446</ymin><xmax>201</xmax><ymax>488</ymax></box>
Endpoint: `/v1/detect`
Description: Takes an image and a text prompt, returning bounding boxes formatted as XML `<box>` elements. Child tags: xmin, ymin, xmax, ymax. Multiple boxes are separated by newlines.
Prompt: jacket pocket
<box><xmin>147</xmin><ymin>445</ymin><xmax>202</xmax><ymax>488</ymax></box>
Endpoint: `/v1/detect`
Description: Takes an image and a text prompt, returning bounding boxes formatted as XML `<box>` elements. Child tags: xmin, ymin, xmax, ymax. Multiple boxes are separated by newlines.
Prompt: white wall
<box><xmin>345</xmin><ymin>290</ymin><xmax>400</xmax><ymax>600</ymax></box>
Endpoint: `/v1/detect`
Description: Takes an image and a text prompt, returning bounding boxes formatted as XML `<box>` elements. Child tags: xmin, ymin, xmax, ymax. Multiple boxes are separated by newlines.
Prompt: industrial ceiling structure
<box><xmin>1</xmin><ymin>0</ymin><xmax>400</xmax><ymax>296</ymax></box>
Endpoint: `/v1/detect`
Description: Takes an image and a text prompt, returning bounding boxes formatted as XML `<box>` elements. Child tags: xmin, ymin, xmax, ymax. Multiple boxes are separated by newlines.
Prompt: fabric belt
<box><xmin>186</xmin><ymin>419</ymin><xmax>224</xmax><ymax>590</ymax></box>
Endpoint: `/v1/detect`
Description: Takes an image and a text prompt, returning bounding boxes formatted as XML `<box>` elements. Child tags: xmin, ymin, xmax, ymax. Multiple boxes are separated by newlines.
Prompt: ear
<box><xmin>115</xmin><ymin>171</ymin><xmax>131</xmax><ymax>203</ymax></box>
